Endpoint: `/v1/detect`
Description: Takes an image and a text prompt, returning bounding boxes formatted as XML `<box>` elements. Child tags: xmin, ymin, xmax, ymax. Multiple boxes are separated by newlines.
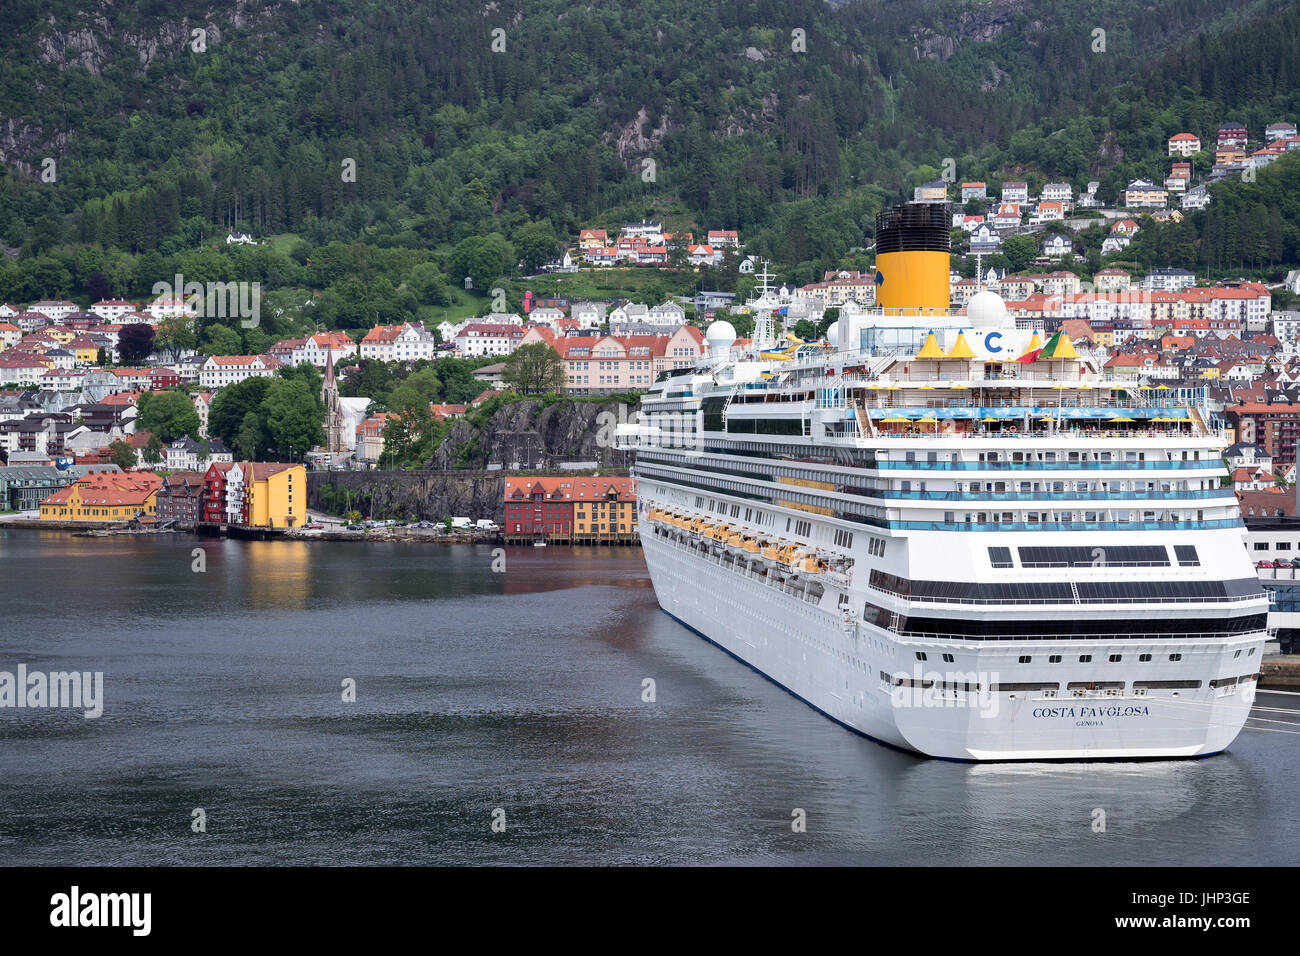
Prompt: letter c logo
<box><xmin>984</xmin><ymin>331</ymin><xmax>1002</xmax><ymax>353</ymax></box>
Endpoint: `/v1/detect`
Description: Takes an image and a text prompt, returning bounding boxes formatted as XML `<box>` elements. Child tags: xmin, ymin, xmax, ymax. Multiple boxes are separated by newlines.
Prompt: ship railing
<box><xmin>888</xmin><ymin>629</ymin><xmax>1265</xmax><ymax>643</ymax></box>
<box><xmin>864</xmin><ymin>585</ymin><xmax>1268</xmax><ymax>607</ymax></box>
<box><xmin>866</xmin><ymin>429</ymin><xmax>1201</xmax><ymax>441</ymax></box>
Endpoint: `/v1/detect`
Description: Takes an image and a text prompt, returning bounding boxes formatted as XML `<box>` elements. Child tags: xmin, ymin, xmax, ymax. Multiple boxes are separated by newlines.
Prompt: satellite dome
<box><xmin>967</xmin><ymin>289</ymin><xmax>1009</xmax><ymax>328</ymax></box>
<box><xmin>706</xmin><ymin>319</ymin><xmax>737</xmax><ymax>344</ymax></box>
<box><xmin>825</xmin><ymin>320</ymin><xmax>840</xmax><ymax>347</ymax></box>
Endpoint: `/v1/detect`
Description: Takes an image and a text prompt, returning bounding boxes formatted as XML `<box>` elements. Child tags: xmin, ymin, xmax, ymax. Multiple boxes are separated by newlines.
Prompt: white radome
<box><xmin>825</xmin><ymin>320</ymin><xmax>840</xmax><ymax>347</ymax></box>
<box><xmin>967</xmin><ymin>289</ymin><xmax>1009</xmax><ymax>328</ymax></box>
<box><xmin>705</xmin><ymin>320</ymin><xmax>737</xmax><ymax>348</ymax></box>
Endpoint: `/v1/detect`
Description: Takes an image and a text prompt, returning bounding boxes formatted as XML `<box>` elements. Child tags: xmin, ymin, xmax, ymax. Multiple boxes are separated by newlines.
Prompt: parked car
<box><xmin>303</xmin><ymin>523</ymin><xmax>324</xmax><ymax>530</ymax></box>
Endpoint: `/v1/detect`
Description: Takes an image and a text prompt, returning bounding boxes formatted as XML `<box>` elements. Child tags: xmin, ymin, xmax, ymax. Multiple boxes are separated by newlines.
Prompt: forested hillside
<box><xmin>2</xmin><ymin>0</ymin><xmax>1299</xmax><ymax>334</ymax></box>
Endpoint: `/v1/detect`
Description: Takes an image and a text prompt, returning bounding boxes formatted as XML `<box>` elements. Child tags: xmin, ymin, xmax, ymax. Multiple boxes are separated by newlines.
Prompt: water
<box><xmin>1</xmin><ymin>530</ymin><xmax>1297</xmax><ymax>865</ymax></box>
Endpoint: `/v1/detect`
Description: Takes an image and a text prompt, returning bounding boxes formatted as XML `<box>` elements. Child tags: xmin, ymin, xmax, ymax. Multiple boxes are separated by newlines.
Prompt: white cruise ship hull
<box><xmin>641</xmin><ymin>526</ymin><xmax>1260</xmax><ymax>761</ymax></box>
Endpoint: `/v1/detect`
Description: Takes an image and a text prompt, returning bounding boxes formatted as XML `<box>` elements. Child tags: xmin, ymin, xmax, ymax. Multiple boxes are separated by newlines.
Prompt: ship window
<box><xmin>1253</xmin><ymin>542</ymin><xmax>1267</xmax><ymax>551</ymax></box>
<box><xmin>1174</xmin><ymin>545</ymin><xmax>1200</xmax><ymax>566</ymax></box>
<box><xmin>1018</xmin><ymin>656</ymin><xmax>1032</xmax><ymax>664</ymax></box>
<box><xmin>1079</xmin><ymin>655</ymin><xmax>1092</xmax><ymax>663</ymax></box>
<box><xmin>942</xmin><ymin>654</ymin><xmax>954</xmax><ymax>663</ymax></box>
<box><xmin>1108</xmin><ymin>654</ymin><xmax>1122</xmax><ymax>662</ymax></box>
<box><xmin>1169</xmin><ymin>653</ymin><xmax>1182</xmax><ymax>661</ymax></box>
<box><xmin>1279</xmin><ymin>543</ymin><xmax>1293</xmax><ymax>552</ymax></box>
<box><xmin>915</xmin><ymin>652</ymin><xmax>927</xmax><ymax>661</ymax></box>
<box><xmin>988</xmin><ymin>546</ymin><xmax>1013</xmax><ymax>568</ymax></box>
<box><xmin>1139</xmin><ymin>654</ymin><xmax>1152</xmax><ymax>662</ymax></box>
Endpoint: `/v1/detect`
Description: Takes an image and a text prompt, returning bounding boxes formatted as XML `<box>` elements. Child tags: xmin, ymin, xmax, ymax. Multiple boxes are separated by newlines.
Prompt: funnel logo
<box><xmin>876</xmin><ymin>271</ymin><xmax>885</xmax><ymax>285</ymax></box>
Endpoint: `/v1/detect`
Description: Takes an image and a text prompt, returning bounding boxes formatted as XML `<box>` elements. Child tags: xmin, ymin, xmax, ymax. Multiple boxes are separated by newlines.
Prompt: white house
<box><xmin>359</xmin><ymin>322</ymin><xmax>439</xmax><ymax>362</ymax></box>
<box><xmin>295</xmin><ymin>331</ymin><xmax>357</xmax><ymax>368</ymax></box>
<box><xmin>608</xmin><ymin>303</ymin><xmax>650</xmax><ymax>326</ymax></box>
<box><xmin>1000</xmin><ymin>182</ymin><xmax>1029</xmax><ymax>204</ymax></box>
<box><xmin>1042</xmin><ymin>234</ymin><xmax>1072</xmax><ymax>258</ymax></box>
<box><xmin>90</xmin><ymin>300</ymin><xmax>135</xmax><ymax>321</ymax></box>
<box><xmin>1041</xmin><ymin>182</ymin><xmax>1073</xmax><ymax>205</ymax></box>
<box><xmin>199</xmin><ymin>355</ymin><xmax>275</xmax><ymax>390</ymax></box>
<box><xmin>453</xmin><ymin>323</ymin><xmax>527</xmax><ymax>357</ymax></box>
<box><xmin>27</xmin><ymin>301</ymin><xmax>78</xmax><ymax>322</ymax></box>
<box><xmin>647</xmin><ymin>301</ymin><xmax>687</xmax><ymax>327</ymax></box>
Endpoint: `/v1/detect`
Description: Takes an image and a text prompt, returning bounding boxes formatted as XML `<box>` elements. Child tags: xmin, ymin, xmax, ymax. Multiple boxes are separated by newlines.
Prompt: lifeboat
<box><xmin>708</xmin><ymin>524</ymin><xmax>732</xmax><ymax>551</ymax></box>
<box><xmin>775</xmin><ymin>545</ymin><xmax>803</xmax><ymax>573</ymax></box>
<box><xmin>795</xmin><ymin>555</ymin><xmax>828</xmax><ymax>577</ymax></box>
<box><xmin>688</xmin><ymin>517</ymin><xmax>707</xmax><ymax>537</ymax></box>
<box><xmin>724</xmin><ymin>531</ymin><xmax>745</xmax><ymax>554</ymax></box>
<box><xmin>743</xmin><ymin>537</ymin><xmax>762</xmax><ymax>557</ymax></box>
<box><xmin>761</xmin><ymin>542</ymin><xmax>783</xmax><ymax>566</ymax></box>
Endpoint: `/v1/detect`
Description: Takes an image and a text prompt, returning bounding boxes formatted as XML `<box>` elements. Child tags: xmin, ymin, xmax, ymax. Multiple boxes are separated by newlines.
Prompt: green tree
<box><xmin>1003</xmin><ymin>234</ymin><xmax>1038</xmax><ymax>273</ymax></box>
<box><xmin>234</xmin><ymin>411</ymin><xmax>265</xmax><ymax>460</ymax></box>
<box><xmin>108</xmin><ymin>439</ymin><xmax>136</xmax><ymax>470</ymax></box>
<box><xmin>136</xmin><ymin>390</ymin><xmax>200</xmax><ymax>443</ymax></box>
<box><xmin>407</xmin><ymin>262</ymin><xmax>451</xmax><ymax>306</ymax></box>
<box><xmin>143</xmin><ymin>434</ymin><xmax>164</xmax><ymax>465</ymax></box>
<box><xmin>262</xmin><ymin>378</ymin><xmax>326</xmax><ymax>460</ymax></box>
<box><xmin>153</xmin><ymin>317</ymin><xmax>197</xmax><ymax>362</ymax></box>
<box><xmin>501</xmin><ymin>343</ymin><xmax>566</xmax><ymax>395</ymax></box>
<box><xmin>200</xmin><ymin>323</ymin><xmax>243</xmax><ymax>356</ymax></box>
<box><xmin>208</xmin><ymin>376</ymin><xmax>274</xmax><ymax>447</ymax></box>
<box><xmin>514</xmin><ymin>223</ymin><xmax>558</xmax><ymax>273</ymax></box>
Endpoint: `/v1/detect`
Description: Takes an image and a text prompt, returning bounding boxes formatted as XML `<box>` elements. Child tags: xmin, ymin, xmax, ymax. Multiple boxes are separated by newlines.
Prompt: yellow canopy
<box><xmin>1109</xmin><ymin>416</ymin><xmax>1135</xmax><ymax>422</ymax></box>
<box><xmin>1044</xmin><ymin>333</ymin><xmax>1080</xmax><ymax>360</ymax></box>
<box><xmin>1016</xmin><ymin>331</ymin><xmax>1043</xmax><ymax>362</ymax></box>
<box><xmin>917</xmin><ymin>416</ymin><xmax>938</xmax><ymax>423</ymax></box>
<box><xmin>879</xmin><ymin>416</ymin><xmax>911</xmax><ymax>423</ymax></box>
<box><xmin>946</xmin><ymin>331</ymin><xmax>976</xmax><ymax>359</ymax></box>
<box><xmin>915</xmin><ymin>331</ymin><xmax>946</xmax><ymax>360</ymax></box>
<box><xmin>980</xmin><ymin>416</ymin><xmax>1000</xmax><ymax>423</ymax></box>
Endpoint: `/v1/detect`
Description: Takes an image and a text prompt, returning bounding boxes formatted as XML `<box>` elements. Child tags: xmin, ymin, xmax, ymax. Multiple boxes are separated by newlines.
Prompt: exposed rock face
<box><xmin>909</xmin><ymin>1</ymin><xmax>1024</xmax><ymax>61</ymax></box>
<box><xmin>606</xmin><ymin>107</ymin><xmax>672</xmax><ymax>165</ymax></box>
<box><xmin>308</xmin><ymin>471</ymin><xmax>505</xmax><ymax>522</ymax></box>
<box><xmin>1094</xmin><ymin>130</ymin><xmax>1125</xmax><ymax>172</ymax></box>
<box><xmin>429</xmin><ymin>398</ymin><xmax>634</xmax><ymax>471</ymax></box>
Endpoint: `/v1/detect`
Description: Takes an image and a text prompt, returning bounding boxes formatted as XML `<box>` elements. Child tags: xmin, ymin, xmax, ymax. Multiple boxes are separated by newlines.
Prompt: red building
<box><xmin>503</xmin><ymin>477</ymin><xmax>576</xmax><ymax>539</ymax></box>
<box><xmin>148</xmin><ymin>367</ymin><xmax>182</xmax><ymax>390</ymax></box>
<box><xmin>202</xmin><ymin>461</ymin><xmax>235</xmax><ymax>523</ymax></box>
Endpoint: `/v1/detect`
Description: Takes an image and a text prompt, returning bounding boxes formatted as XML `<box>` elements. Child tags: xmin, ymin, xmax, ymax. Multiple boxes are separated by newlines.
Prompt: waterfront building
<box><xmin>39</xmin><ymin>470</ymin><xmax>162</xmax><ymax>522</ymax></box>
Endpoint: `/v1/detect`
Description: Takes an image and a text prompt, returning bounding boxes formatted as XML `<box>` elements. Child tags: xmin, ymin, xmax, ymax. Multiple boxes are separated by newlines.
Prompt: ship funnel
<box><xmin>874</xmin><ymin>202</ymin><xmax>951</xmax><ymax>313</ymax></box>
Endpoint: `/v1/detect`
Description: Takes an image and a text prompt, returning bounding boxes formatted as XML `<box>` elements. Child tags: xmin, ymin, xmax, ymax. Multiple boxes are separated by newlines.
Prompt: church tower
<box><xmin>322</xmin><ymin>351</ymin><xmax>345</xmax><ymax>455</ymax></box>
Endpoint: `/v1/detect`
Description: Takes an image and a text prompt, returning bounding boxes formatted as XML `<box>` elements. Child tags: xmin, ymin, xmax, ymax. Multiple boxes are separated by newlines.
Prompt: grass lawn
<box><xmin>265</xmin><ymin>234</ymin><xmax>303</xmax><ymax>255</ymax></box>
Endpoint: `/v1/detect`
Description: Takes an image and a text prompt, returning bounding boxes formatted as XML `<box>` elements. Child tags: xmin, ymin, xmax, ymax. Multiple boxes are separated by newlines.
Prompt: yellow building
<box><xmin>40</xmin><ymin>471</ymin><xmax>161</xmax><ymax>521</ymax></box>
<box><xmin>572</xmin><ymin>477</ymin><xmax>636</xmax><ymax>541</ymax></box>
<box><xmin>67</xmin><ymin>337</ymin><xmax>101</xmax><ymax>363</ymax></box>
<box><xmin>242</xmin><ymin>462</ymin><xmax>306</xmax><ymax>528</ymax></box>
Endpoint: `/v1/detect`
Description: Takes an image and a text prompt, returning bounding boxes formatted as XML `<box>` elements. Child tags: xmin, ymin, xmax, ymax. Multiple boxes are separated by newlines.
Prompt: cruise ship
<box><xmin>627</xmin><ymin>202</ymin><xmax>1268</xmax><ymax>761</ymax></box>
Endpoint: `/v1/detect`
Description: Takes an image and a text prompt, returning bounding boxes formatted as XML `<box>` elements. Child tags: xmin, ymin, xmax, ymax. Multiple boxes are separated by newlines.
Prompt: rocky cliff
<box><xmin>309</xmin><ymin>396</ymin><xmax>637</xmax><ymax>521</ymax></box>
<box><xmin>429</xmin><ymin>397</ymin><xmax>635</xmax><ymax>471</ymax></box>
